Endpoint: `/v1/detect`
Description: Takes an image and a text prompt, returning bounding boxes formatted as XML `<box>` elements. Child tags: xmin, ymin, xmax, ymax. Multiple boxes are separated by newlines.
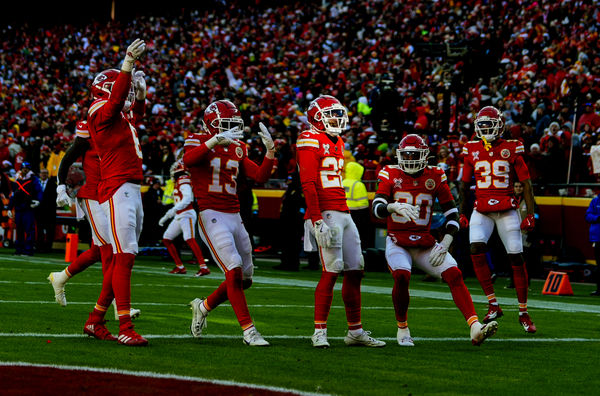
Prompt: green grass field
<box><xmin>1</xmin><ymin>250</ymin><xmax>599</xmax><ymax>395</ymax></box>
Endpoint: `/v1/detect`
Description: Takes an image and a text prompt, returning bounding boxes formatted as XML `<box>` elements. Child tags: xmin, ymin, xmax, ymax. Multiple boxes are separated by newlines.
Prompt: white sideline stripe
<box><xmin>0</xmin><ymin>333</ymin><xmax>598</xmax><ymax>342</ymax></box>
<box><xmin>0</xmin><ymin>280</ymin><xmax>286</xmax><ymax>290</ymax></box>
<box><xmin>0</xmin><ymin>361</ymin><xmax>328</xmax><ymax>396</ymax></box>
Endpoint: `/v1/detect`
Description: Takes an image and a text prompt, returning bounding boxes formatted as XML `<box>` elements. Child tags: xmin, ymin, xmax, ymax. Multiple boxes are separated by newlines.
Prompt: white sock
<box><xmin>349</xmin><ymin>329</ymin><xmax>364</xmax><ymax>337</ymax></box>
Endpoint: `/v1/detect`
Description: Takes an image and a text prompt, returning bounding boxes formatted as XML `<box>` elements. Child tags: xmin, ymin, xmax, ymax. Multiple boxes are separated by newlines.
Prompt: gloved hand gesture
<box><xmin>159</xmin><ymin>208</ymin><xmax>176</xmax><ymax>227</ymax></box>
<box><xmin>313</xmin><ymin>219</ymin><xmax>333</xmax><ymax>248</ymax></box>
<box><xmin>387</xmin><ymin>202</ymin><xmax>420</xmax><ymax>222</ymax></box>
<box><xmin>258</xmin><ymin>122</ymin><xmax>274</xmax><ymax>151</ymax></box>
<box><xmin>429</xmin><ymin>234</ymin><xmax>453</xmax><ymax>267</ymax></box>
<box><xmin>122</xmin><ymin>38</ymin><xmax>146</xmax><ymax>72</ymax></box>
<box><xmin>133</xmin><ymin>70</ymin><xmax>146</xmax><ymax>99</ymax></box>
<box><xmin>56</xmin><ymin>184</ymin><xmax>73</xmax><ymax>207</ymax></box>
<box><xmin>206</xmin><ymin>127</ymin><xmax>244</xmax><ymax>149</ymax></box>
<box><xmin>520</xmin><ymin>214</ymin><xmax>535</xmax><ymax>232</ymax></box>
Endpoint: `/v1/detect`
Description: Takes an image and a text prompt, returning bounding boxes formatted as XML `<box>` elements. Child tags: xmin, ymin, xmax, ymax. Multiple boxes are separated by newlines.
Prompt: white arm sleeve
<box><xmin>173</xmin><ymin>183</ymin><xmax>193</xmax><ymax>212</ymax></box>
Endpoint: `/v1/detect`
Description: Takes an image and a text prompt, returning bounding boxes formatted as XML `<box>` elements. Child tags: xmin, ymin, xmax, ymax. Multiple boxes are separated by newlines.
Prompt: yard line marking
<box><xmin>0</xmin><ymin>280</ymin><xmax>287</xmax><ymax>289</ymax></box>
<box><xmin>0</xmin><ymin>333</ymin><xmax>598</xmax><ymax>342</ymax></box>
<box><xmin>0</xmin><ymin>361</ymin><xmax>328</xmax><ymax>396</ymax></box>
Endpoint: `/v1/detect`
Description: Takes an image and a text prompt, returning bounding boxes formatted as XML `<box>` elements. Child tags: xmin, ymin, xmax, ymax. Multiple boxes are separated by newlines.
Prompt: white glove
<box><xmin>122</xmin><ymin>38</ymin><xmax>146</xmax><ymax>72</ymax></box>
<box><xmin>133</xmin><ymin>70</ymin><xmax>146</xmax><ymax>100</ymax></box>
<box><xmin>206</xmin><ymin>127</ymin><xmax>244</xmax><ymax>149</ymax></box>
<box><xmin>429</xmin><ymin>234</ymin><xmax>454</xmax><ymax>267</ymax></box>
<box><xmin>158</xmin><ymin>208</ymin><xmax>176</xmax><ymax>226</ymax></box>
<box><xmin>30</xmin><ymin>200</ymin><xmax>40</xmax><ymax>209</ymax></box>
<box><xmin>313</xmin><ymin>219</ymin><xmax>333</xmax><ymax>248</ymax></box>
<box><xmin>258</xmin><ymin>122</ymin><xmax>274</xmax><ymax>151</ymax></box>
<box><xmin>56</xmin><ymin>184</ymin><xmax>73</xmax><ymax>207</ymax></box>
<box><xmin>7</xmin><ymin>210</ymin><xmax>13</xmax><ymax>219</ymax></box>
<box><xmin>387</xmin><ymin>202</ymin><xmax>420</xmax><ymax>221</ymax></box>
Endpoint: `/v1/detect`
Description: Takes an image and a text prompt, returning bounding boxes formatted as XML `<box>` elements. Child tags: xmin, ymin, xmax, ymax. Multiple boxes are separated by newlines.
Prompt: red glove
<box><xmin>520</xmin><ymin>214</ymin><xmax>535</xmax><ymax>231</ymax></box>
<box><xmin>459</xmin><ymin>214</ymin><xmax>469</xmax><ymax>229</ymax></box>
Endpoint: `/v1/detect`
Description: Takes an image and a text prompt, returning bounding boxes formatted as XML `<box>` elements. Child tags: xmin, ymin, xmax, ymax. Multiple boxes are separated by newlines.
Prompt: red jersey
<box><xmin>87</xmin><ymin>71</ymin><xmax>145</xmax><ymax>203</ymax></box>
<box><xmin>297</xmin><ymin>130</ymin><xmax>348</xmax><ymax>223</ymax></box>
<box><xmin>377</xmin><ymin>165</ymin><xmax>453</xmax><ymax>248</ymax></box>
<box><xmin>174</xmin><ymin>174</ymin><xmax>194</xmax><ymax>214</ymax></box>
<box><xmin>462</xmin><ymin>139</ymin><xmax>530</xmax><ymax>213</ymax></box>
<box><xmin>183</xmin><ymin>133</ymin><xmax>274</xmax><ymax>213</ymax></box>
<box><xmin>74</xmin><ymin>120</ymin><xmax>100</xmax><ymax>201</ymax></box>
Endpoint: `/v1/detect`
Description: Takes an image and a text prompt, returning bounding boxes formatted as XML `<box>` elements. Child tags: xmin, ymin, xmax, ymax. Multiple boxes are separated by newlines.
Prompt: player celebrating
<box><xmin>459</xmin><ymin>106</ymin><xmax>537</xmax><ymax>333</ymax></box>
<box><xmin>184</xmin><ymin>100</ymin><xmax>274</xmax><ymax>346</ymax></box>
<box><xmin>373</xmin><ymin>134</ymin><xmax>498</xmax><ymax>346</ymax></box>
<box><xmin>159</xmin><ymin>159</ymin><xmax>210</xmax><ymax>276</ymax></box>
<box><xmin>87</xmin><ymin>38</ymin><xmax>148</xmax><ymax>346</ymax></box>
<box><xmin>298</xmin><ymin>95</ymin><xmax>385</xmax><ymax>348</ymax></box>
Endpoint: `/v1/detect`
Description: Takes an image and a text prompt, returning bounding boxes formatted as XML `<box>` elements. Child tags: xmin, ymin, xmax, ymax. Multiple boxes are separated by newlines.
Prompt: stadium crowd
<box><xmin>0</xmin><ymin>0</ymin><xmax>599</xmax><ymax>195</ymax></box>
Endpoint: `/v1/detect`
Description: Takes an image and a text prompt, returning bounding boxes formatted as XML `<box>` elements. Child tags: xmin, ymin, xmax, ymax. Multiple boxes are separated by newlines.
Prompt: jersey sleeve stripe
<box><xmin>88</xmin><ymin>100</ymin><xmax>107</xmax><ymax>116</ymax></box>
<box><xmin>440</xmin><ymin>173</ymin><xmax>447</xmax><ymax>182</ymax></box>
<box><xmin>515</xmin><ymin>146</ymin><xmax>524</xmax><ymax>153</ymax></box>
<box><xmin>462</xmin><ymin>146</ymin><xmax>468</xmax><ymax>155</ymax></box>
<box><xmin>76</xmin><ymin>130</ymin><xmax>90</xmax><ymax>138</ymax></box>
<box><xmin>378</xmin><ymin>170</ymin><xmax>389</xmax><ymax>180</ymax></box>
<box><xmin>184</xmin><ymin>139</ymin><xmax>200</xmax><ymax>147</ymax></box>
<box><xmin>297</xmin><ymin>139</ymin><xmax>320</xmax><ymax>148</ymax></box>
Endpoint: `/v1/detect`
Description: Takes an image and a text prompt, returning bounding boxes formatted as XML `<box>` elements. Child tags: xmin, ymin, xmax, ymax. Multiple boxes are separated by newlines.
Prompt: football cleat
<box><xmin>169</xmin><ymin>266</ymin><xmax>187</xmax><ymax>274</ymax></box>
<box><xmin>117</xmin><ymin>325</ymin><xmax>148</xmax><ymax>346</ymax></box>
<box><xmin>397</xmin><ymin>327</ymin><xmax>414</xmax><ymax>347</ymax></box>
<box><xmin>84</xmin><ymin>320</ymin><xmax>117</xmax><ymax>341</ymax></box>
<box><xmin>194</xmin><ymin>267</ymin><xmax>211</xmax><ymax>277</ymax></box>
<box><xmin>190</xmin><ymin>298</ymin><xmax>209</xmax><ymax>338</ymax></box>
<box><xmin>471</xmin><ymin>321</ymin><xmax>498</xmax><ymax>346</ymax></box>
<box><xmin>243</xmin><ymin>327</ymin><xmax>270</xmax><ymax>346</ymax></box>
<box><xmin>519</xmin><ymin>313</ymin><xmax>537</xmax><ymax>333</ymax></box>
<box><xmin>112</xmin><ymin>300</ymin><xmax>141</xmax><ymax>321</ymax></box>
<box><xmin>48</xmin><ymin>271</ymin><xmax>68</xmax><ymax>307</ymax></box>
<box><xmin>311</xmin><ymin>329</ymin><xmax>330</xmax><ymax>348</ymax></box>
<box><xmin>483</xmin><ymin>304</ymin><xmax>503</xmax><ymax>324</ymax></box>
<box><xmin>344</xmin><ymin>330</ymin><xmax>386</xmax><ymax>347</ymax></box>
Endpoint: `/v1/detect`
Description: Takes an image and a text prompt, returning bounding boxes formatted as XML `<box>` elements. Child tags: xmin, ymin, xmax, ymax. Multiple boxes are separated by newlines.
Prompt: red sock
<box><xmin>112</xmin><ymin>253</ymin><xmax>135</xmax><ymax>330</ymax></box>
<box><xmin>225</xmin><ymin>268</ymin><xmax>253</xmax><ymax>330</ymax></box>
<box><xmin>164</xmin><ymin>239</ymin><xmax>182</xmax><ymax>266</ymax></box>
<box><xmin>205</xmin><ymin>280</ymin><xmax>229</xmax><ymax>311</ymax></box>
<box><xmin>314</xmin><ymin>271</ymin><xmax>338</xmax><ymax>329</ymax></box>
<box><xmin>512</xmin><ymin>264</ymin><xmax>529</xmax><ymax>312</ymax></box>
<box><xmin>66</xmin><ymin>244</ymin><xmax>101</xmax><ymax>277</ymax></box>
<box><xmin>90</xmin><ymin>247</ymin><xmax>116</xmax><ymax>323</ymax></box>
<box><xmin>342</xmin><ymin>270</ymin><xmax>363</xmax><ymax>330</ymax></box>
<box><xmin>442</xmin><ymin>267</ymin><xmax>478</xmax><ymax>326</ymax></box>
<box><xmin>471</xmin><ymin>253</ymin><xmax>497</xmax><ymax>304</ymax></box>
<box><xmin>186</xmin><ymin>238</ymin><xmax>206</xmax><ymax>267</ymax></box>
<box><xmin>392</xmin><ymin>270</ymin><xmax>411</xmax><ymax>323</ymax></box>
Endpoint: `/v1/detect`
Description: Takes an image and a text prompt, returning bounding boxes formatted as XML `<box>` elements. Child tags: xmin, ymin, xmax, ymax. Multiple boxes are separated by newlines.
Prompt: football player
<box><xmin>373</xmin><ymin>134</ymin><xmax>498</xmax><ymax>346</ymax></box>
<box><xmin>298</xmin><ymin>95</ymin><xmax>385</xmax><ymax>348</ymax></box>
<box><xmin>184</xmin><ymin>100</ymin><xmax>274</xmax><ymax>346</ymax></box>
<box><xmin>459</xmin><ymin>106</ymin><xmax>537</xmax><ymax>333</ymax></box>
<box><xmin>87</xmin><ymin>38</ymin><xmax>148</xmax><ymax>346</ymax></box>
<box><xmin>159</xmin><ymin>160</ymin><xmax>210</xmax><ymax>276</ymax></box>
<box><xmin>48</xmin><ymin>120</ymin><xmax>140</xmax><ymax>325</ymax></box>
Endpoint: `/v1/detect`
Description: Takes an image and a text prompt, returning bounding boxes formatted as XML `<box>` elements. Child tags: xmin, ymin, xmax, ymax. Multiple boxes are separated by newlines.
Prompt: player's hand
<box><xmin>313</xmin><ymin>219</ymin><xmax>333</xmax><ymax>248</ymax></box>
<box><xmin>429</xmin><ymin>234</ymin><xmax>453</xmax><ymax>267</ymax></box>
<box><xmin>133</xmin><ymin>70</ymin><xmax>146</xmax><ymax>99</ymax></box>
<box><xmin>56</xmin><ymin>184</ymin><xmax>73</xmax><ymax>207</ymax></box>
<box><xmin>159</xmin><ymin>208</ymin><xmax>176</xmax><ymax>226</ymax></box>
<box><xmin>7</xmin><ymin>210</ymin><xmax>13</xmax><ymax>219</ymax></box>
<box><xmin>459</xmin><ymin>214</ymin><xmax>469</xmax><ymax>229</ymax></box>
<box><xmin>387</xmin><ymin>202</ymin><xmax>420</xmax><ymax>222</ymax></box>
<box><xmin>122</xmin><ymin>38</ymin><xmax>146</xmax><ymax>72</ymax></box>
<box><xmin>207</xmin><ymin>127</ymin><xmax>244</xmax><ymax>149</ymax></box>
<box><xmin>258</xmin><ymin>122</ymin><xmax>274</xmax><ymax>151</ymax></box>
<box><xmin>30</xmin><ymin>200</ymin><xmax>40</xmax><ymax>209</ymax></box>
<box><xmin>520</xmin><ymin>214</ymin><xmax>535</xmax><ymax>232</ymax></box>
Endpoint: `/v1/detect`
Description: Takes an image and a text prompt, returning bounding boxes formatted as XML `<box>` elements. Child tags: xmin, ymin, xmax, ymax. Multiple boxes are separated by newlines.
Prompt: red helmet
<box><xmin>202</xmin><ymin>100</ymin><xmax>244</xmax><ymax>135</ymax></box>
<box><xmin>475</xmin><ymin>106</ymin><xmax>504</xmax><ymax>142</ymax></box>
<box><xmin>397</xmin><ymin>134</ymin><xmax>429</xmax><ymax>174</ymax></box>
<box><xmin>170</xmin><ymin>159</ymin><xmax>188</xmax><ymax>179</ymax></box>
<box><xmin>91</xmin><ymin>69</ymin><xmax>120</xmax><ymax>100</ymax></box>
<box><xmin>307</xmin><ymin>95</ymin><xmax>348</xmax><ymax>136</ymax></box>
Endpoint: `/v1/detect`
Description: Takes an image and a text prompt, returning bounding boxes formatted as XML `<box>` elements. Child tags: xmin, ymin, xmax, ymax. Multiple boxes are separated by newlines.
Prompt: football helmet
<box><xmin>307</xmin><ymin>95</ymin><xmax>348</xmax><ymax>136</ymax></box>
<box><xmin>170</xmin><ymin>160</ymin><xmax>188</xmax><ymax>180</ymax></box>
<box><xmin>397</xmin><ymin>134</ymin><xmax>429</xmax><ymax>174</ymax></box>
<box><xmin>474</xmin><ymin>106</ymin><xmax>504</xmax><ymax>142</ymax></box>
<box><xmin>91</xmin><ymin>69</ymin><xmax>135</xmax><ymax>110</ymax></box>
<box><xmin>202</xmin><ymin>100</ymin><xmax>244</xmax><ymax>135</ymax></box>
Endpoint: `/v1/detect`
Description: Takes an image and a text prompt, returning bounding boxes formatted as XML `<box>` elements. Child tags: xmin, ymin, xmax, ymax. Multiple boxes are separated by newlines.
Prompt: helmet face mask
<box><xmin>170</xmin><ymin>160</ymin><xmax>187</xmax><ymax>180</ymax></box>
<box><xmin>307</xmin><ymin>95</ymin><xmax>348</xmax><ymax>136</ymax></box>
<box><xmin>475</xmin><ymin>106</ymin><xmax>504</xmax><ymax>142</ymax></box>
<box><xmin>202</xmin><ymin>100</ymin><xmax>244</xmax><ymax>135</ymax></box>
<box><xmin>397</xmin><ymin>134</ymin><xmax>429</xmax><ymax>174</ymax></box>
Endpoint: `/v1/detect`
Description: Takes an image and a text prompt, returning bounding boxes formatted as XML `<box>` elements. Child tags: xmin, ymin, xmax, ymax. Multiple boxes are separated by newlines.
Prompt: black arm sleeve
<box><xmin>57</xmin><ymin>137</ymin><xmax>89</xmax><ymax>185</ymax></box>
<box><xmin>372</xmin><ymin>193</ymin><xmax>391</xmax><ymax>219</ymax></box>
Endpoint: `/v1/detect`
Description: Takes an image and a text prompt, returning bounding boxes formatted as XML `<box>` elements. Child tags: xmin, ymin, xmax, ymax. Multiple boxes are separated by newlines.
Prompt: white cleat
<box><xmin>243</xmin><ymin>327</ymin><xmax>270</xmax><ymax>346</ymax></box>
<box><xmin>112</xmin><ymin>300</ymin><xmax>141</xmax><ymax>320</ymax></box>
<box><xmin>311</xmin><ymin>329</ymin><xmax>330</xmax><ymax>348</ymax></box>
<box><xmin>471</xmin><ymin>320</ymin><xmax>498</xmax><ymax>346</ymax></box>
<box><xmin>344</xmin><ymin>330</ymin><xmax>386</xmax><ymax>347</ymax></box>
<box><xmin>48</xmin><ymin>271</ymin><xmax>67</xmax><ymax>307</ymax></box>
<box><xmin>397</xmin><ymin>327</ymin><xmax>414</xmax><ymax>347</ymax></box>
<box><xmin>189</xmin><ymin>298</ymin><xmax>209</xmax><ymax>338</ymax></box>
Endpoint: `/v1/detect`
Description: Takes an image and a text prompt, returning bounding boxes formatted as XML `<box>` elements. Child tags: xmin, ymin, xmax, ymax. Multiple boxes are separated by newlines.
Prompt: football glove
<box><xmin>158</xmin><ymin>208</ymin><xmax>176</xmax><ymax>227</ymax></box>
<box><xmin>387</xmin><ymin>202</ymin><xmax>420</xmax><ymax>222</ymax></box>
<box><xmin>7</xmin><ymin>210</ymin><xmax>13</xmax><ymax>219</ymax></box>
<box><xmin>429</xmin><ymin>234</ymin><xmax>453</xmax><ymax>267</ymax></box>
<box><xmin>133</xmin><ymin>70</ymin><xmax>146</xmax><ymax>100</ymax></box>
<box><xmin>459</xmin><ymin>214</ymin><xmax>469</xmax><ymax>229</ymax></box>
<box><xmin>56</xmin><ymin>184</ymin><xmax>73</xmax><ymax>207</ymax></box>
<box><xmin>30</xmin><ymin>200</ymin><xmax>40</xmax><ymax>209</ymax></box>
<box><xmin>122</xmin><ymin>38</ymin><xmax>146</xmax><ymax>72</ymax></box>
<box><xmin>206</xmin><ymin>127</ymin><xmax>244</xmax><ymax>149</ymax></box>
<box><xmin>520</xmin><ymin>214</ymin><xmax>535</xmax><ymax>232</ymax></box>
<box><xmin>313</xmin><ymin>219</ymin><xmax>333</xmax><ymax>248</ymax></box>
<box><xmin>258</xmin><ymin>122</ymin><xmax>275</xmax><ymax>151</ymax></box>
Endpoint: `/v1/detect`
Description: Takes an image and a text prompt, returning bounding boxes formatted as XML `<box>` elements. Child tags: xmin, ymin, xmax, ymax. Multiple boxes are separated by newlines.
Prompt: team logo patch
<box><xmin>409</xmin><ymin>235</ymin><xmax>422</xmax><ymax>241</ymax></box>
<box><xmin>472</xmin><ymin>151</ymin><xmax>480</xmax><ymax>160</ymax></box>
<box><xmin>488</xmin><ymin>199</ymin><xmax>500</xmax><ymax>206</ymax></box>
<box><xmin>235</xmin><ymin>146</ymin><xmax>244</xmax><ymax>158</ymax></box>
<box><xmin>394</xmin><ymin>178</ymin><xmax>403</xmax><ymax>188</ymax></box>
<box><xmin>425</xmin><ymin>179</ymin><xmax>436</xmax><ymax>190</ymax></box>
<box><xmin>501</xmin><ymin>149</ymin><xmax>510</xmax><ymax>159</ymax></box>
